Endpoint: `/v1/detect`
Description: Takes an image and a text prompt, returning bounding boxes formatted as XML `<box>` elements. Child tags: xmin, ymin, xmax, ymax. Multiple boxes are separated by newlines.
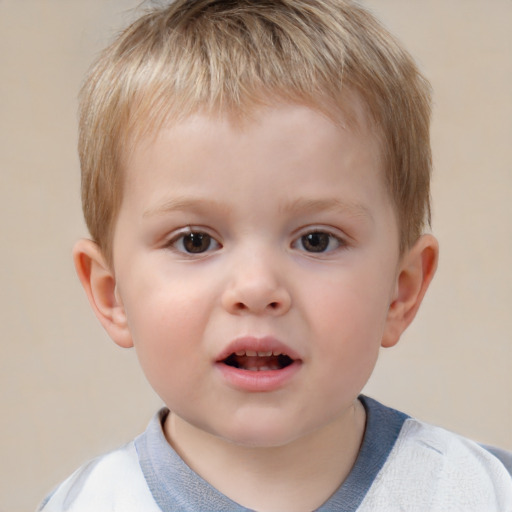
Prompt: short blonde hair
<box><xmin>79</xmin><ymin>0</ymin><xmax>432</xmax><ymax>265</ymax></box>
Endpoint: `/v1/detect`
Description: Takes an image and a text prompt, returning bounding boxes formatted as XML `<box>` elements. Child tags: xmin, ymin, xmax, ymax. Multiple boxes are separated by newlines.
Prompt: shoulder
<box><xmin>399</xmin><ymin>419</ymin><xmax>512</xmax><ymax>482</ymax></box>
<box><xmin>37</xmin><ymin>442</ymin><xmax>161</xmax><ymax>512</ymax></box>
<box><xmin>482</xmin><ymin>443</ymin><xmax>512</xmax><ymax>476</ymax></box>
<box><xmin>362</xmin><ymin>417</ymin><xmax>512</xmax><ymax>511</ymax></box>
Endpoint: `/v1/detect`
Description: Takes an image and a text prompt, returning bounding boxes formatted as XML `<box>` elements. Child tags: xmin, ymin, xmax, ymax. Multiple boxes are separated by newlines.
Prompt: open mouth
<box><xmin>222</xmin><ymin>350</ymin><xmax>295</xmax><ymax>372</ymax></box>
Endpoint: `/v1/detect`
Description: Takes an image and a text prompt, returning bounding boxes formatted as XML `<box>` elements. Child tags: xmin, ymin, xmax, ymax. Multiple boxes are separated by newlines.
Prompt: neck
<box><xmin>164</xmin><ymin>400</ymin><xmax>366</xmax><ymax>512</ymax></box>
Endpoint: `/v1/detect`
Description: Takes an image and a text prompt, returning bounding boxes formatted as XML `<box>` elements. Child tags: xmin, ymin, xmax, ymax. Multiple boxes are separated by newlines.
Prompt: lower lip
<box><xmin>215</xmin><ymin>361</ymin><xmax>302</xmax><ymax>392</ymax></box>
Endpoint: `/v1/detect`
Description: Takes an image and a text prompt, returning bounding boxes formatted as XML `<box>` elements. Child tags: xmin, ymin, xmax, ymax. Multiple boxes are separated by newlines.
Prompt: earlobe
<box><xmin>381</xmin><ymin>234</ymin><xmax>439</xmax><ymax>348</ymax></box>
<box><xmin>72</xmin><ymin>239</ymin><xmax>134</xmax><ymax>348</ymax></box>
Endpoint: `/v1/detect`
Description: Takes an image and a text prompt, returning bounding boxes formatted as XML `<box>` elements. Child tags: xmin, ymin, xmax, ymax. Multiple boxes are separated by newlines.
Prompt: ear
<box><xmin>73</xmin><ymin>239</ymin><xmax>133</xmax><ymax>348</ymax></box>
<box><xmin>381</xmin><ymin>234</ymin><xmax>439</xmax><ymax>348</ymax></box>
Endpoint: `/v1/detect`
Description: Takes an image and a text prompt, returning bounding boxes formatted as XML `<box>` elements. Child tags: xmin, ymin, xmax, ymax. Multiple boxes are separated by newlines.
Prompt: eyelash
<box><xmin>292</xmin><ymin>230</ymin><xmax>346</xmax><ymax>254</ymax></box>
<box><xmin>167</xmin><ymin>228</ymin><xmax>222</xmax><ymax>255</ymax></box>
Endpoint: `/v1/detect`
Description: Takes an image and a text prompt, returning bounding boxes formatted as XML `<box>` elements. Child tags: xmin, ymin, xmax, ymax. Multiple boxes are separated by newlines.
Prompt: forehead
<box><xmin>119</xmin><ymin>100</ymin><xmax>390</xmax><ymax>218</ymax></box>
<box><xmin>121</xmin><ymin>91</ymin><xmax>385</xmax><ymax>175</ymax></box>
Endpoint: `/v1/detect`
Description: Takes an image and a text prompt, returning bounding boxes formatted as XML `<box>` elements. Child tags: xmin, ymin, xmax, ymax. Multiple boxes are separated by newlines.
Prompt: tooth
<box><xmin>246</xmin><ymin>350</ymin><xmax>257</xmax><ymax>357</ymax></box>
<box><xmin>235</xmin><ymin>350</ymin><xmax>245</xmax><ymax>356</ymax></box>
<box><xmin>259</xmin><ymin>366</ymin><xmax>270</xmax><ymax>371</ymax></box>
<box><xmin>258</xmin><ymin>351</ymin><xmax>272</xmax><ymax>357</ymax></box>
<box><xmin>272</xmin><ymin>350</ymin><xmax>282</xmax><ymax>356</ymax></box>
<box><xmin>248</xmin><ymin>366</ymin><xmax>258</xmax><ymax>371</ymax></box>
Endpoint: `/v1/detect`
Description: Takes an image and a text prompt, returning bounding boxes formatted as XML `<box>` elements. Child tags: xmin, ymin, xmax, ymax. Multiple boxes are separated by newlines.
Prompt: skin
<box><xmin>74</xmin><ymin>101</ymin><xmax>438</xmax><ymax>511</ymax></box>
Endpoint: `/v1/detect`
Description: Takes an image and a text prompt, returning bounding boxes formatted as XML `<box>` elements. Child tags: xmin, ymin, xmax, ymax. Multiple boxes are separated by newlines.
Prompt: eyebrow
<box><xmin>143</xmin><ymin>197</ymin><xmax>230</xmax><ymax>218</ymax></box>
<box><xmin>143</xmin><ymin>196</ymin><xmax>372</xmax><ymax>222</ymax></box>
<box><xmin>282</xmin><ymin>197</ymin><xmax>373</xmax><ymax>221</ymax></box>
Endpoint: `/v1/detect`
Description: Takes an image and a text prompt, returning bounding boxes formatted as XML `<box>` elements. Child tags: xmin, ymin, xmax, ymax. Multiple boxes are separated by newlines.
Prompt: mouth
<box><xmin>222</xmin><ymin>350</ymin><xmax>295</xmax><ymax>372</ymax></box>
<box><xmin>215</xmin><ymin>337</ymin><xmax>301</xmax><ymax>391</ymax></box>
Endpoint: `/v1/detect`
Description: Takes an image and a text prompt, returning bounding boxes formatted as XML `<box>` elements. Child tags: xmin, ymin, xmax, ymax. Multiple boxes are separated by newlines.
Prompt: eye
<box><xmin>170</xmin><ymin>231</ymin><xmax>221</xmax><ymax>254</ymax></box>
<box><xmin>294</xmin><ymin>231</ymin><xmax>343</xmax><ymax>253</ymax></box>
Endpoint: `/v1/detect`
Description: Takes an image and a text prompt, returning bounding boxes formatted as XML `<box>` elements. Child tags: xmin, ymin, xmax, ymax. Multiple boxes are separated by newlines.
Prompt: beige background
<box><xmin>0</xmin><ymin>1</ymin><xmax>510</xmax><ymax>511</ymax></box>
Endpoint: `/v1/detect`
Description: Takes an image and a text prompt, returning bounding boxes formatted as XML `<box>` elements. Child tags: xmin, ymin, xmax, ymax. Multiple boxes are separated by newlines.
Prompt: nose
<box><xmin>221</xmin><ymin>253</ymin><xmax>292</xmax><ymax>316</ymax></box>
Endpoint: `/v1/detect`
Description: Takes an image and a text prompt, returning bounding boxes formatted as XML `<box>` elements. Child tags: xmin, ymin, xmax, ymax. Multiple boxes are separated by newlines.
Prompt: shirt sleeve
<box><xmin>482</xmin><ymin>444</ymin><xmax>512</xmax><ymax>477</ymax></box>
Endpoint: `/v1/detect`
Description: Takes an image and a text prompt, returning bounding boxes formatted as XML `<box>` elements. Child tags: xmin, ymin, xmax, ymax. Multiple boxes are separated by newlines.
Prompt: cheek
<box><xmin>304</xmin><ymin>270</ymin><xmax>392</xmax><ymax>370</ymax></box>
<box><xmin>124</xmin><ymin>270</ymin><xmax>212</xmax><ymax>339</ymax></box>
<box><xmin>121</xmin><ymin>278</ymin><xmax>215</xmax><ymax>398</ymax></box>
<box><xmin>309</xmin><ymin>297</ymin><xmax>384</xmax><ymax>405</ymax></box>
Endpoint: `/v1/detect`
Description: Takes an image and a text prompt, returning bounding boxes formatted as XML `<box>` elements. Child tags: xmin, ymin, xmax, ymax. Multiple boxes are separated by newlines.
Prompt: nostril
<box><xmin>223</xmin><ymin>290</ymin><xmax>291</xmax><ymax>315</ymax></box>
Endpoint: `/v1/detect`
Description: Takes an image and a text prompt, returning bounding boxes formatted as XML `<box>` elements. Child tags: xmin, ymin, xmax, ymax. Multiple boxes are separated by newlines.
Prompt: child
<box><xmin>39</xmin><ymin>0</ymin><xmax>512</xmax><ymax>510</ymax></box>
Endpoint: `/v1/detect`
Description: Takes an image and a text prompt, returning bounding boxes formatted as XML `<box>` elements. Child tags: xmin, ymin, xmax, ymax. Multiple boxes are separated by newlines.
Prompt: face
<box><xmin>111</xmin><ymin>102</ymin><xmax>402</xmax><ymax>447</ymax></box>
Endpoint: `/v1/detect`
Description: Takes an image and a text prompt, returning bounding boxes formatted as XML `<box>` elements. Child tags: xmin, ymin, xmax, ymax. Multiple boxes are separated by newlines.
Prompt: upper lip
<box><xmin>216</xmin><ymin>336</ymin><xmax>301</xmax><ymax>362</ymax></box>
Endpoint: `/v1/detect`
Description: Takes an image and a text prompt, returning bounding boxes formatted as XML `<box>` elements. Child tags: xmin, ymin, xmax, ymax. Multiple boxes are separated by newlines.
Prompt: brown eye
<box><xmin>182</xmin><ymin>232</ymin><xmax>213</xmax><ymax>253</ymax></box>
<box><xmin>171</xmin><ymin>231</ymin><xmax>221</xmax><ymax>254</ymax></box>
<box><xmin>294</xmin><ymin>231</ymin><xmax>343</xmax><ymax>253</ymax></box>
<box><xmin>301</xmin><ymin>232</ymin><xmax>330</xmax><ymax>252</ymax></box>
